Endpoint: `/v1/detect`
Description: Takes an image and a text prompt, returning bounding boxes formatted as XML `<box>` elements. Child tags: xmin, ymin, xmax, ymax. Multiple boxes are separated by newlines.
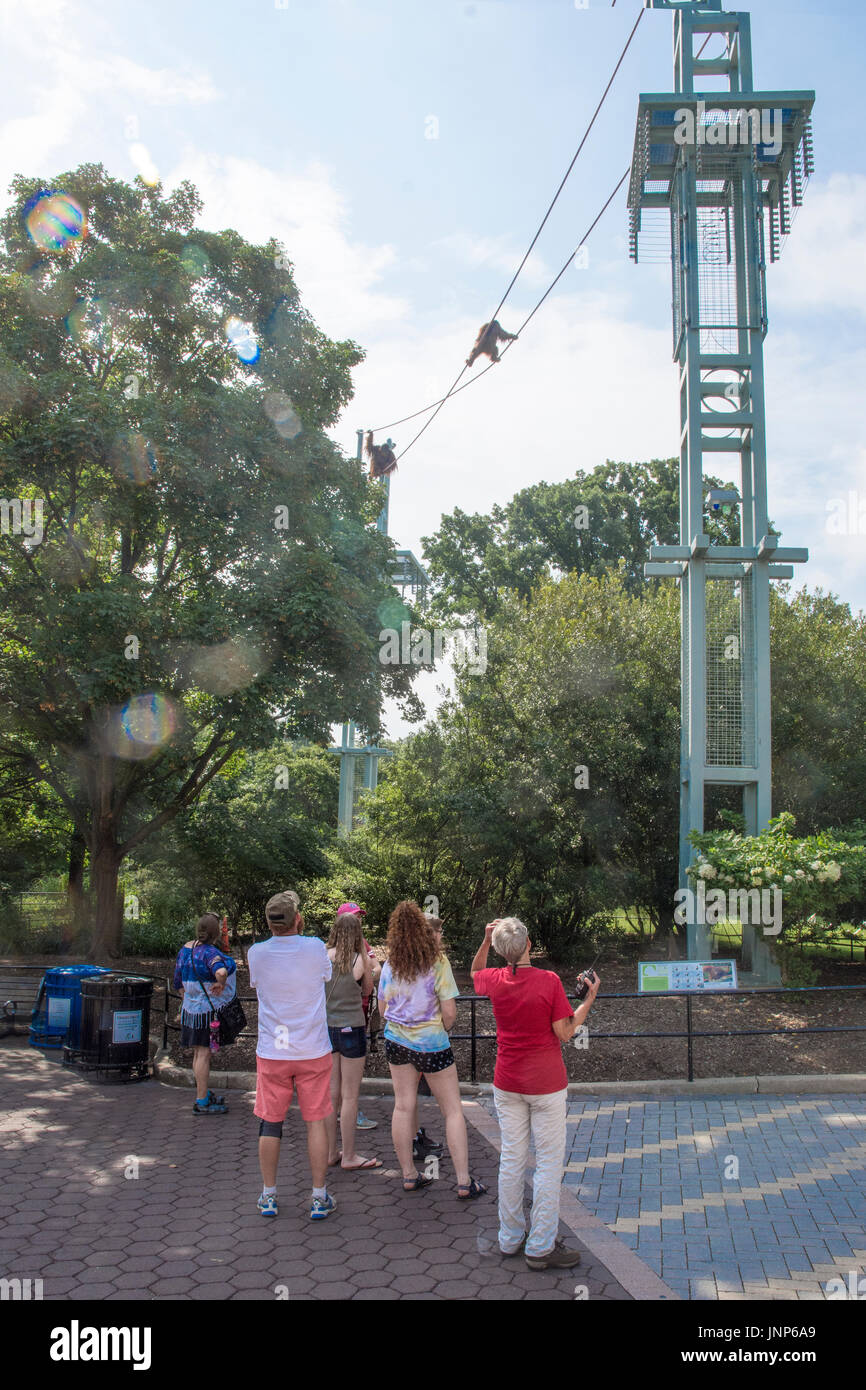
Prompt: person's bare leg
<box><xmin>426</xmin><ymin>1064</ymin><xmax>470</xmax><ymax>1188</ymax></box>
<box><xmin>340</xmin><ymin>1056</ymin><xmax>370</xmax><ymax>1166</ymax></box>
<box><xmin>192</xmin><ymin>1046</ymin><xmax>210</xmax><ymax>1101</ymax></box>
<box><xmin>259</xmin><ymin>1136</ymin><xmax>280</xmax><ymax>1188</ymax></box>
<box><xmin>325</xmin><ymin>1052</ymin><xmax>341</xmax><ymax>1164</ymax></box>
<box><xmin>307</xmin><ymin>1117</ymin><xmax>329</xmax><ymax>1190</ymax></box>
<box><xmin>390</xmin><ymin>1064</ymin><xmax>421</xmax><ymax>1181</ymax></box>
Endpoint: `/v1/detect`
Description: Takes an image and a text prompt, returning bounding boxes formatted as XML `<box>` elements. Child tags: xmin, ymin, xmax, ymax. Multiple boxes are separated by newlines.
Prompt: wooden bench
<box><xmin>0</xmin><ymin>971</ymin><xmax>44</xmax><ymax>1038</ymax></box>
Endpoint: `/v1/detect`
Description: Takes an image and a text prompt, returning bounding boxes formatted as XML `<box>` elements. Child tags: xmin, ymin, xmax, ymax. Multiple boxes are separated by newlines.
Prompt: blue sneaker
<box><xmin>257</xmin><ymin>1192</ymin><xmax>278</xmax><ymax>1217</ymax></box>
<box><xmin>194</xmin><ymin>1096</ymin><xmax>227</xmax><ymax>1114</ymax></box>
<box><xmin>310</xmin><ymin>1192</ymin><xmax>337</xmax><ymax>1221</ymax></box>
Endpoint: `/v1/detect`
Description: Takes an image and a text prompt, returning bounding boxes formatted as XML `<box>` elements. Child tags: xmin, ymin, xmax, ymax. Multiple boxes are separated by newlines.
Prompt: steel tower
<box><xmin>331</xmin><ymin>431</ymin><xmax>430</xmax><ymax>836</ymax></box>
<box><xmin>630</xmin><ymin>0</ymin><xmax>814</xmax><ymax>975</ymax></box>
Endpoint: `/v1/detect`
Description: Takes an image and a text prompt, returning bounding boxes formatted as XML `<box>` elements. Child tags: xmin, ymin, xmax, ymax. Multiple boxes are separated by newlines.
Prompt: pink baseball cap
<box><xmin>336</xmin><ymin>901</ymin><xmax>366</xmax><ymax>917</ymax></box>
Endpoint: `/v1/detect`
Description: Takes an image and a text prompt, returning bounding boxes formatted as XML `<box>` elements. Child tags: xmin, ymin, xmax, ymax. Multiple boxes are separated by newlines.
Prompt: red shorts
<box><xmin>254</xmin><ymin>1054</ymin><xmax>333</xmax><ymax>1123</ymax></box>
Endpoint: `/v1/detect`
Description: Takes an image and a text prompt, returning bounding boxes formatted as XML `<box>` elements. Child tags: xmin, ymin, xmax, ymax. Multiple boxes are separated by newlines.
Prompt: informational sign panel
<box><xmin>112</xmin><ymin>1010</ymin><xmax>142</xmax><ymax>1044</ymax></box>
<box><xmin>47</xmin><ymin>996</ymin><xmax>71</xmax><ymax>1028</ymax></box>
<box><xmin>639</xmin><ymin>960</ymin><xmax>738</xmax><ymax>993</ymax></box>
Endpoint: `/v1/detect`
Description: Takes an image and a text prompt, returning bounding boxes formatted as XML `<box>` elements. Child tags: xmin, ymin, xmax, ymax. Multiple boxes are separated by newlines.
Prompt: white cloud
<box><xmin>771</xmin><ymin>174</ymin><xmax>866</xmax><ymax>318</ymax></box>
<box><xmin>432</xmin><ymin>230</ymin><xmax>551</xmax><ymax>288</ymax></box>
<box><xmin>0</xmin><ymin>0</ymin><xmax>220</xmax><ymax>200</ymax></box>
<box><xmin>163</xmin><ymin>151</ymin><xmax>410</xmax><ymax>339</ymax></box>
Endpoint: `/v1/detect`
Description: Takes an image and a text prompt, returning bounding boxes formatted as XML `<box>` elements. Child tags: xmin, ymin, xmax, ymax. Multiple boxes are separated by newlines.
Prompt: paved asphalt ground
<box><xmin>555</xmin><ymin>1093</ymin><xmax>866</xmax><ymax>1301</ymax></box>
<box><xmin>2</xmin><ymin>1042</ymin><xmax>864</xmax><ymax>1302</ymax></box>
<box><xmin>0</xmin><ymin>1045</ymin><xmax>627</xmax><ymax>1302</ymax></box>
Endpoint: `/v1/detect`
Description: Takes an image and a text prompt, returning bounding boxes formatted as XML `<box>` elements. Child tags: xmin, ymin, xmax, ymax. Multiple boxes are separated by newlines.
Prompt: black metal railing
<box><xmin>159</xmin><ymin>978</ymin><xmax>866</xmax><ymax>1085</ymax></box>
<box><xmin>449</xmin><ymin>984</ymin><xmax>866</xmax><ymax>1083</ymax></box>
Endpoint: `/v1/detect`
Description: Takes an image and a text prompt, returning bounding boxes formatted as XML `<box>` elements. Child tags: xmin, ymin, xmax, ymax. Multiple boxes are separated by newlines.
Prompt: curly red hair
<box><xmin>386</xmin><ymin>900</ymin><xmax>437</xmax><ymax>982</ymax></box>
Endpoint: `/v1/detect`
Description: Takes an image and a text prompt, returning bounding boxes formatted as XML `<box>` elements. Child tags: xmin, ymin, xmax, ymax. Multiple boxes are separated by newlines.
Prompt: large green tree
<box><xmin>422</xmin><ymin>459</ymin><xmax>739</xmax><ymax>623</ymax></box>
<box><xmin>0</xmin><ymin>165</ymin><xmax>418</xmax><ymax>953</ymax></box>
<box><xmin>128</xmin><ymin>742</ymin><xmax>339</xmax><ymax>936</ymax></box>
<box><xmin>770</xmin><ymin>587</ymin><xmax>866</xmax><ymax>830</ymax></box>
<box><xmin>360</xmin><ymin>570</ymin><xmax>682</xmax><ymax>962</ymax></box>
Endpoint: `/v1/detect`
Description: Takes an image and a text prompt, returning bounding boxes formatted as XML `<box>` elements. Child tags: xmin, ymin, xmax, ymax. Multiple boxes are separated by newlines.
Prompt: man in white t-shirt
<box><xmin>248</xmin><ymin>890</ymin><xmax>336</xmax><ymax>1220</ymax></box>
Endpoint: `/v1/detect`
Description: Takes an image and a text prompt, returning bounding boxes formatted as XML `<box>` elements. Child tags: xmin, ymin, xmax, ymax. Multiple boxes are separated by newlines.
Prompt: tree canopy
<box><xmin>0</xmin><ymin>165</ymin><xmax>419</xmax><ymax>951</ymax></box>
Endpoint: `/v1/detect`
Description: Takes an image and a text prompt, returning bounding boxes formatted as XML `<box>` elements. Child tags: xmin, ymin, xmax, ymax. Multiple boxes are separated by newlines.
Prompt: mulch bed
<box><xmin>6</xmin><ymin>950</ymin><xmax>866</xmax><ymax>1083</ymax></box>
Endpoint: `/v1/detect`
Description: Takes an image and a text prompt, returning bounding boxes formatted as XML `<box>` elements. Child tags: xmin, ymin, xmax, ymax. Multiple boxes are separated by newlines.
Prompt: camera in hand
<box><xmin>575</xmin><ymin>968</ymin><xmax>597</xmax><ymax>1001</ymax></box>
<box><xmin>575</xmin><ymin>954</ymin><xmax>600</xmax><ymax>1001</ymax></box>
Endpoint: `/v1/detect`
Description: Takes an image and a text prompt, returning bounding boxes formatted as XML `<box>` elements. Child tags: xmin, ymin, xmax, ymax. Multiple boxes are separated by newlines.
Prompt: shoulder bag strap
<box><xmin>189</xmin><ymin>943</ymin><xmax>215</xmax><ymax>1019</ymax></box>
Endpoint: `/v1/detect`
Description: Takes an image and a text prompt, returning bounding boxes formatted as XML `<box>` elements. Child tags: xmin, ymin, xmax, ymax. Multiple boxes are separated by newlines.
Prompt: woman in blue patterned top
<box><xmin>173</xmin><ymin>913</ymin><xmax>238</xmax><ymax>1114</ymax></box>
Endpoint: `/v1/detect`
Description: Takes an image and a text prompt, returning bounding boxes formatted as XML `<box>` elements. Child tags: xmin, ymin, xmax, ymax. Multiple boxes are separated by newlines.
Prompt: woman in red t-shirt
<box><xmin>471</xmin><ymin>917</ymin><xmax>600</xmax><ymax>1272</ymax></box>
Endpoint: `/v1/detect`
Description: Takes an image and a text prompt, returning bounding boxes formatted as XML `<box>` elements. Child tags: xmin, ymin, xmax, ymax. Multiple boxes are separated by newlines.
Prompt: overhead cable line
<box><xmin>372</xmin><ymin>3</ymin><xmax>646</xmax><ymax>437</ymax></box>
<box><xmin>393</xmin><ymin>165</ymin><xmax>631</xmax><ymax>466</ymax></box>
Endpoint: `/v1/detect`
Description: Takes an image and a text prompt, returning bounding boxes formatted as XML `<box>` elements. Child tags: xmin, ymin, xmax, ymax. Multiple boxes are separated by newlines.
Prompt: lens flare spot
<box><xmin>264</xmin><ymin>297</ymin><xmax>302</xmax><ymax>350</ymax></box>
<box><xmin>180</xmin><ymin>242</ymin><xmax>210</xmax><ymax>277</ymax></box>
<box><xmin>112</xmin><ymin>693</ymin><xmax>177</xmax><ymax>760</ymax></box>
<box><xmin>182</xmin><ymin>637</ymin><xmax>267</xmax><ymax>695</ymax></box>
<box><xmin>226</xmin><ymin>317</ymin><xmax>259</xmax><ymax>363</ymax></box>
<box><xmin>23</xmin><ymin>190</ymin><xmax>86</xmax><ymax>252</ymax></box>
<box><xmin>65</xmin><ymin>297</ymin><xmax>112</xmax><ymax>350</ymax></box>
<box><xmin>376</xmin><ymin>596</ymin><xmax>411</xmax><ymax>630</ymax></box>
<box><xmin>129</xmin><ymin>142</ymin><xmax>160</xmax><ymax>186</ymax></box>
<box><xmin>109</xmin><ymin>432</ymin><xmax>158</xmax><ymax>486</ymax></box>
<box><xmin>263</xmin><ymin>390</ymin><xmax>302</xmax><ymax>440</ymax></box>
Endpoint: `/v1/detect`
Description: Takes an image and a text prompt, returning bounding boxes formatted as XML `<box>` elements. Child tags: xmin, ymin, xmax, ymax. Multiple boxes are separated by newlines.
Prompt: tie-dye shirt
<box><xmin>378</xmin><ymin>954</ymin><xmax>459</xmax><ymax>1052</ymax></box>
<box><xmin>173</xmin><ymin>942</ymin><xmax>237</xmax><ymax>1029</ymax></box>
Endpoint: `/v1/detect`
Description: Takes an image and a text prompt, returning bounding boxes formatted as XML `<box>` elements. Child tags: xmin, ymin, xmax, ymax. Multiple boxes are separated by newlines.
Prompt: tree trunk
<box><xmin>89</xmin><ymin>840</ymin><xmax>123</xmax><ymax>959</ymax></box>
<box><xmin>67</xmin><ymin>828</ymin><xmax>87</xmax><ymax>945</ymax></box>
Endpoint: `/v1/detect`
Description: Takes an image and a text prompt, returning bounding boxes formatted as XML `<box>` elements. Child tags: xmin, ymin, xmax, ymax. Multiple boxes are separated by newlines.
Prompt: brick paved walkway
<box><xmin>0</xmin><ymin>1046</ymin><xmax>628</xmax><ymax>1302</ymax></box>
<box><xmin>551</xmin><ymin>1093</ymin><xmax>866</xmax><ymax>1301</ymax></box>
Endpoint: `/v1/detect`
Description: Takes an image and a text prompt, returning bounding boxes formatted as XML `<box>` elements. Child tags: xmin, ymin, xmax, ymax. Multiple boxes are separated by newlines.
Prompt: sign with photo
<box><xmin>639</xmin><ymin>960</ymin><xmax>738</xmax><ymax>993</ymax></box>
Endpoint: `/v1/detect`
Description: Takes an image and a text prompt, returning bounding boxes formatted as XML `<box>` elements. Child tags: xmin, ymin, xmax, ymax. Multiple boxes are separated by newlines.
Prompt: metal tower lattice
<box><xmin>630</xmin><ymin>0</ymin><xmax>814</xmax><ymax>975</ymax></box>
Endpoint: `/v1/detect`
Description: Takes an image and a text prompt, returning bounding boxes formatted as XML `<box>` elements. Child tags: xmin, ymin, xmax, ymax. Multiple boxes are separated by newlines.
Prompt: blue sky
<box><xmin>2</xmin><ymin>0</ymin><xmax>864</xmax><ymax>736</ymax></box>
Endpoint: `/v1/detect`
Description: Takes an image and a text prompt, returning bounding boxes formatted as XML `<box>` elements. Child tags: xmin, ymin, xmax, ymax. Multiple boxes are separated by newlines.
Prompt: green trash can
<box><xmin>65</xmin><ymin>973</ymin><xmax>153</xmax><ymax>1082</ymax></box>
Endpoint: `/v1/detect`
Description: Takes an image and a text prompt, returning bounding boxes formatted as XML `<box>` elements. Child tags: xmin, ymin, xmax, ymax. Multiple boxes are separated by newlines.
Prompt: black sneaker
<box><xmin>525</xmin><ymin>1239</ymin><xmax>582</xmax><ymax>1271</ymax></box>
<box><xmin>412</xmin><ymin>1127</ymin><xmax>443</xmax><ymax>1159</ymax></box>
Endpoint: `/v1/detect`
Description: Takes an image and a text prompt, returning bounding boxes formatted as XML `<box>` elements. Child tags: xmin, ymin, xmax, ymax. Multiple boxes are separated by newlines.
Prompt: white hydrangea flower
<box><xmin>698</xmin><ymin>864</ymin><xmax>717</xmax><ymax>879</ymax></box>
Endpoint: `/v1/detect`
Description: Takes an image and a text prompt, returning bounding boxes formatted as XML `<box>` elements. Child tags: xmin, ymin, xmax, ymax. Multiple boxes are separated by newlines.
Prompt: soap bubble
<box><xmin>23</xmin><ymin>190</ymin><xmax>86</xmax><ymax>252</ymax></box>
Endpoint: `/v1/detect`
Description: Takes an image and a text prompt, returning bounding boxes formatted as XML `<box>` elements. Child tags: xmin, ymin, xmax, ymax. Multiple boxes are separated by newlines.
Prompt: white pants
<box><xmin>493</xmin><ymin>1085</ymin><xmax>567</xmax><ymax>1257</ymax></box>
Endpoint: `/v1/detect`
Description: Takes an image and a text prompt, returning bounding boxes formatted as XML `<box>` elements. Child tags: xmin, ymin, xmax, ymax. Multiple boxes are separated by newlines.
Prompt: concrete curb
<box><xmin>152</xmin><ymin>1055</ymin><xmax>866</xmax><ymax>1097</ymax></box>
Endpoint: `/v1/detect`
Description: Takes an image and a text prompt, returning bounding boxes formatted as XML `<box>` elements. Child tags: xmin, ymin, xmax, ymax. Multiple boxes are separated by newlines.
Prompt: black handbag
<box><xmin>190</xmin><ymin>944</ymin><xmax>247</xmax><ymax>1045</ymax></box>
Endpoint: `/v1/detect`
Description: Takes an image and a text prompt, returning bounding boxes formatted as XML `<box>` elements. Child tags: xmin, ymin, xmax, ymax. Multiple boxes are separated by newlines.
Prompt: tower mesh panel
<box><xmin>671</xmin><ymin>199</ymin><xmax>683</xmax><ymax>347</ymax></box>
<box><xmin>706</xmin><ymin>574</ymin><xmax>756</xmax><ymax>765</ymax></box>
<box><xmin>697</xmin><ymin>203</ymin><xmax>737</xmax><ymax>355</ymax></box>
<box><xmin>682</xmin><ymin>582</ymin><xmax>690</xmax><ymax>751</ymax></box>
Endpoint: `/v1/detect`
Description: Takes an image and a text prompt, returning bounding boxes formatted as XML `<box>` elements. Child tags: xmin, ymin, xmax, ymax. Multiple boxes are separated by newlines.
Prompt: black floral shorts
<box><xmin>385</xmin><ymin>1039</ymin><xmax>455</xmax><ymax>1074</ymax></box>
